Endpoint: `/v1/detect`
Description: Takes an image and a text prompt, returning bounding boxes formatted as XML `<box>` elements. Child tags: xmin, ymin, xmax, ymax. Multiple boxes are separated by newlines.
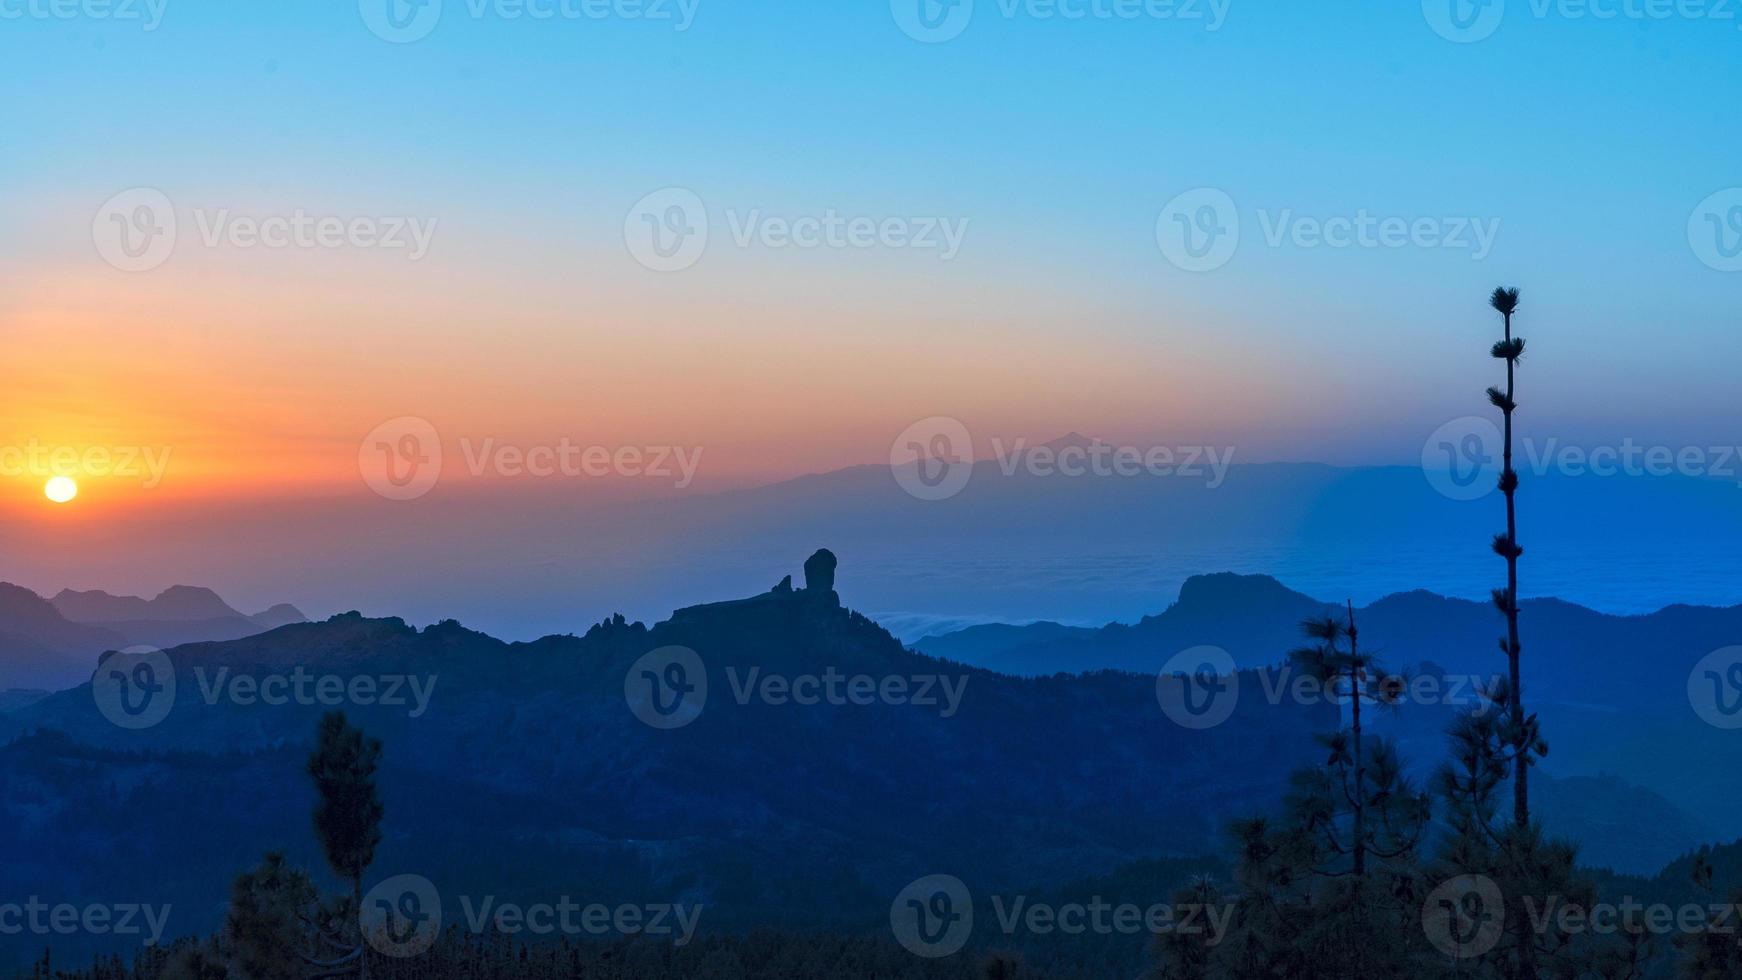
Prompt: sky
<box><xmin>0</xmin><ymin>1</ymin><xmax>1738</xmax><ymax>618</ymax></box>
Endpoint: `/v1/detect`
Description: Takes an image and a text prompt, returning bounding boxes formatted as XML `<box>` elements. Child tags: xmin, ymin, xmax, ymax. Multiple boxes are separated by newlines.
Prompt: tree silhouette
<box><xmin>1674</xmin><ymin>851</ymin><xmax>1742</xmax><ymax>977</ymax></box>
<box><xmin>980</xmin><ymin>952</ymin><xmax>1022</xmax><ymax>980</ymax></box>
<box><xmin>1153</xmin><ymin>610</ymin><xmax>1433</xmax><ymax>978</ymax></box>
<box><xmin>1425</xmin><ymin>289</ymin><xmax>1621</xmax><ymax>980</ymax></box>
<box><xmin>306</xmin><ymin>712</ymin><xmax>384</xmax><ymax>980</ymax></box>
<box><xmin>226</xmin><ymin>853</ymin><xmax>329</xmax><ymax>980</ymax></box>
<box><xmin>1486</xmin><ymin>285</ymin><xmax>1541</xmax><ymax>831</ymax></box>
<box><xmin>1285</xmin><ymin>604</ymin><xmax>1425</xmax><ymax>880</ymax></box>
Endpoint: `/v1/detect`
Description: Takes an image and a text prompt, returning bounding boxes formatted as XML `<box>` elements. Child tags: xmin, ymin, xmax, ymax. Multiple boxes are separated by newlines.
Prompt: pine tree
<box><xmin>307</xmin><ymin>711</ymin><xmax>385</xmax><ymax>978</ymax></box>
<box><xmin>226</xmin><ymin>853</ymin><xmax>329</xmax><ymax>980</ymax></box>
<box><xmin>1154</xmin><ymin>611</ymin><xmax>1432</xmax><ymax>978</ymax></box>
<box><xmin>1674</xmin><ymin>852</ymin><xmax>1742</xmax><ymax>978</ymax></box>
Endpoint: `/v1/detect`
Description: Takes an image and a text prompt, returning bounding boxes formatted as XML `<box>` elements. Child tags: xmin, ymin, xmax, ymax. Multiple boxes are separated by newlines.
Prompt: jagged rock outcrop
<box><xmin>674</xmin><ymin>551</ymin><xmax>843</xmax><ymax>618</ymax></box>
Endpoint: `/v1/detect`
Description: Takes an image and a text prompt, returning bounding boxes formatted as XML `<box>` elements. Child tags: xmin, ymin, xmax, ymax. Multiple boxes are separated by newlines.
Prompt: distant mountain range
<box><xmin>0</xmin><ymin>552</ymin><xmax>1339</xmax><ymax>962</ymax></box>
<box><xmin>915</xmin><ymin>571</ymin><xmax>1742</xmax><ymax>869</ymax></box>
<box><xmin>1</xmin><ymin>552</ymin><xmax>1735</xmax><ymax>971</ymax></box>
<box><xmin>8</xmin><ymin>453</ymin><xmax>1742</xmax><ymax>648</ymax></box>
<box><xmin>0</xmin><ymin>584</ymin><xmax>305</xmax><ymax>690</ymax></box>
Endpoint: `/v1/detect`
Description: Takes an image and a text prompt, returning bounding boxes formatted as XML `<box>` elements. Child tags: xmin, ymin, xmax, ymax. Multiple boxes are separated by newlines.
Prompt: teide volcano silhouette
<box><xmin>1</xmin><ymin>551</ymin><xmax>1330</xmax><ymax>952</ymax></box>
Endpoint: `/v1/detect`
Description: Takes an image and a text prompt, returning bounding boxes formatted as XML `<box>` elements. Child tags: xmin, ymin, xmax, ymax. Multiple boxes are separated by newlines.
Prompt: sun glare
<box><xmin>44</xmin><ymin>476</ymin><xmax>79</xmax><ymax>504</ymax></box>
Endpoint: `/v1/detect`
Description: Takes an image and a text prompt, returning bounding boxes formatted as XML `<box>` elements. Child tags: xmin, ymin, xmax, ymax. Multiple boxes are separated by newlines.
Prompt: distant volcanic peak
<box><xmin>1041</xmin><ymin>432</ymin><xmax>1107</xmax><ymax>451</ymax></box>
<box><xmin>1365</xmin><ymin>589</ymin><xmax>1463</xmax><ymax>613</ymax></box>
<box><xmin>51</xmin><ymin>585</ymin><xmax>245</xmax><ymax>623</ymax></box>
<box><xmin>250</xmin><ymin>603</ymin><xmax>309</xmax><ymax>629</ymax></box>
<box><xmin>150</xmin><ymin>585</ymin><xmax>242</xmax><ymax>620</ymax></box>
<box><xmin>49</xmin><ymin>587</ymin><xmax>149</xmax><ymax>622</ymax></box>
<box><xmin>0</xmin><ymin>583</ymin><xmax>67</xmax><ymax>623</ymax></box>
<box><xmin>0</xmin><ymin>582</ymin><xmax>45</xmax><ymax>604</ymax></box>
<box><xmin>1174</xmin><ymin>572</ymin><xmax>1318</xmax><ymax>612</ymax></box>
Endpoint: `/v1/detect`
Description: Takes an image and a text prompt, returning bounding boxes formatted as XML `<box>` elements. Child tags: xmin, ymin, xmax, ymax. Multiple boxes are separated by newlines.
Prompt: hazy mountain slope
<box><xmin>0</xmin><ymin>584</ymin><xmax>127</xmax><ymax>691</ymax></box>
<box><xmin>0</xmin><ymin>556</ymin><xmax>1334</xmax><ymax>955</ymax></box>
<box><xmin>1</xmin><ymin>583</ymin><xmax>307</xmax><ymax>691</ymax></box>
<box><xmin>12</xmin><ymin>462</ymin><xmax>1742</xmax><ymax>649</ymax></box>
<box><xmin>0</xmin><ymin>689</ymin><xmax>48</xmax><ymax>713</ymax></box>
<box><xmin>52</xmin><ymin>585</ymin><xmax>245</xmax><ymax>623</ymax></box>
<box><xmin>51</xmin><ymin>584</ymin><xmax>298</xmax><ymax>649</ymax></box>
<box><xmin>918</xmin><ymin>574</ymin><xmax>1742</xmax><ymax>839</ymax></box>
<box><xmin>1532</xmin><ymin>774</ymin><xmax>1720</xmax><ymax>875</ymax></box>
<box><xmin>917</xmin><ymin>573</ymin><xmax>1331</xmax><ymax>676</ymax></box>
<box><xmin>0</xmin><ymin>583</ymin><xmax>126</xmax><ymax>653</ymax></box>
<box><xmin>75</xmin><ymin>615</ymin><xmax>294</xmax><ymax>653</ymax></box>
<box><xmin>249</xmin><ymin>602</ymin><xmax>308</xmax><ymax>629</ymax></box>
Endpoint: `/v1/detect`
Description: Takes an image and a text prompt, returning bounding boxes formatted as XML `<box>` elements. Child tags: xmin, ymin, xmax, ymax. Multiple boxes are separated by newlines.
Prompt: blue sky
<box><xmin>3</xmin><ymin>0</ymin><xmax>1738</xmax><ymax>469</ymax></box>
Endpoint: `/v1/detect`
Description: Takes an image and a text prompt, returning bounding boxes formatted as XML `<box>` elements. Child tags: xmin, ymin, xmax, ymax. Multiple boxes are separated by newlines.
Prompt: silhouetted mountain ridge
<box><xmin>917</xmin><ymin>572</ymin><xmax>1742</xmax><ymax>851</ymax></box>
<box><xmin>0</xmin><ymin>582</ymin><xmax>308</xmax><ymax>690</ymax></box>
<box><xmin>53</xmin><ymin>584</ymin><xmax>241</xmax><ymax>623</ymax></box>
<box><xmin>1</xmin><ymin>552</ymin><xmax>1334</xmax><ymax>953</ymax></box>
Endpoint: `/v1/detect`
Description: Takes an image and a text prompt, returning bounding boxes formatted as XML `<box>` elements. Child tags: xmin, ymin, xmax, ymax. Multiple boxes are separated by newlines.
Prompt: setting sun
<box><xmin>44</xmin><ymin>476</ymin><xmax>78</xmax><ymax>504</ymax></box>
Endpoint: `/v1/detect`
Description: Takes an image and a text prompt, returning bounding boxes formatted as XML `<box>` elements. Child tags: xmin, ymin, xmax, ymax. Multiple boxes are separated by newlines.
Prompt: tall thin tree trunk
<box><xmin>1501</xmin><ymin>307</ymin><xmax>1526</xmax><ymax>831</ymax></box>
<box><xmin>1495</xmin><ymin>298</ymin><xmax>1536</xmax><ymax>980</ymax></box>
<box><xmin>1346</xmin><ymin>600</ymin><xmax>1365</xmax><ymax>879</ymax></box>
<box><xmin>354</xmin><ymin>876</ymin><xmax>371</xmax><ymax>980</ymax></box>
